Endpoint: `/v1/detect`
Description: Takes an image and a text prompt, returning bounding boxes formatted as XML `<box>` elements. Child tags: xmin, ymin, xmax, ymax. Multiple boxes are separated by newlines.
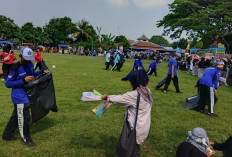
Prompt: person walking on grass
<box><xmin>101</xmin><ymin>70</ymin><xmax>153</xmax><ymax>157</ymax></box>
<box><xmin>163</xmin><ymin>53</ymin><xmax>183</xmax><ymax>93</ymax></box>
<box><xmin>105</xmin><ymin>51</ymin><xmax>111</xmax><ymax>70</ymax></box>
<box><xmin>34</xmin><ymin>45</ymin><xmax>43</xmax><ymax>70</ymax></box>
<box><xmin>111</xmin><ymin>52</ymin><xmax>121</xmax><ymax>71</ymax></box>
<box><xmin>2</xmin><ymin>47</ymin><xmax>49</xmax><ymax>147</ymax></box>
<box><xmin>196</xmin><ymin>61</ymin><xmax>224</xmax><ymax>117</ymax></box>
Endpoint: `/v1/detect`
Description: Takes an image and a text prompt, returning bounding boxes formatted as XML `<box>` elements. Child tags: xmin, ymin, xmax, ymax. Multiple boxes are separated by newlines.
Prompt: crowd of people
<box><xmin>104</xmin><ymin>49</ymin><xmax>232</xmax><ymax>156</ymax></box>
<box><xmin>0</xmin><ymin>43</ymin><xmax>232</xmax><ymax>156</ymax></box>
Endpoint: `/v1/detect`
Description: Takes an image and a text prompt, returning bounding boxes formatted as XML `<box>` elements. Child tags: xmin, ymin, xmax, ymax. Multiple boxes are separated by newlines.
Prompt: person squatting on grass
<box><xmin>1</xmin><ymin>44</ymin><xmax>16</xmax><ymax>81</ymax></box>
<box><xmin>2</xmin><ymin>47</ymin><xmax>49</xmax><ymax>147</ymax></box>
<box><xmin>147</xmin><ymin>59</ymin><xmax>158</xmax><ymax>76</ymax></box>
<box><xmin>132</xmin><ymin>54</ymin><xmax>144</xmax><ymax>71</ymax></box>
<box><xmin>163</xmin><ymin>53</ymin><xmax>182</xmax><ymax>93</ymax></box>
<box><xmin>196</xmin><ymin>61</ymin><xmax>224</xmax><ymax>117</ymax></box>
<box><xmin>101</xmin><ymin>70</ymin><xmax>153</xmax><ymax>157</ymax></box>
<box><xmin>176</xmin><ymin>127</ymin><xmax>215</xmax><ymax>157</ymax></box>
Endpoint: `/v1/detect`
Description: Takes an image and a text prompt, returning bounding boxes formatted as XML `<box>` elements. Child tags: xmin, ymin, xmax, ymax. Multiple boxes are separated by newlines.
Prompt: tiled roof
<box><xmin>131</xmin><ymin>41</ymin><xmax>166</xmax><ymax>50</ymax></box>
<box><xmin>137</xmin><ymin>35</ymin><xmax>148</xmax><ymax>41</ymax></box>
<box><xmin>128</xmin><ymin>40</ymin><xmax>135</xmax><ymax>43</ymax></box>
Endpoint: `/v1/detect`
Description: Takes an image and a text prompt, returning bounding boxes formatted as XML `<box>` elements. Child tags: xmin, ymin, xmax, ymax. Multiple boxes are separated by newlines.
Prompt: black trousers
<box><xmin>2</xmin><ymin>63</ymin><xmax>13</xmax><ymax>80</ymax></box>
<box><xmin>147</xmin><ymin>68</ymin><xmax>157</xmax><ymax>76</ymax></box>
<box><xmin>34</xmin><ymin>62</ymin><xmax>42</xmax><ymax>70</ymax></box>
<box><xmin>111</xmin><ymin>63</ymin><xmax>120</xmax><ymax>71</ymax></box>
<box><xmin>198</xmin><ymin>84</ymin><xmax>216</xmax><ymax>113</ymax></box>
<box><xmin>2</xmin><ymin>103</ymin><xmax>31</xmax><ymax>142</ymax></box>
<box><xmin>105</xmin><ymin>62</ymin><xmax>110</xmax><ymax>70</ymax></box>
<box><xmin>164</xmin><ymin>74</ymin><xmax>180</xmax><ymax>92</ymax></box>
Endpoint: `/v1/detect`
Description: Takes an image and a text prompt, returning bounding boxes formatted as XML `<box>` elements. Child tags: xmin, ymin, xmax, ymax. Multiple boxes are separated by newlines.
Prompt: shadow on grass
<box><xmin>31</xmin><ymin>117</ymin><xmax>54</xmax><ymax>134</ymax></box>
<box><xmin>70</xmin><ymin>133</ymin><xmax>118</xmax><ymax>156</ymax></box>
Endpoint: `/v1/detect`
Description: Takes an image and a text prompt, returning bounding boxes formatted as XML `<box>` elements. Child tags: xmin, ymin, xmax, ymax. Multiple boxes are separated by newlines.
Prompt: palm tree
<box><xmin>73</xmin><ymin>19</ymin><xmax>96</xmax><ymax>42</ymax></box>
<box><xmin>101</xmin><ymin>33</ymin><xmax>115</xmax><ymax>50</ymax></box>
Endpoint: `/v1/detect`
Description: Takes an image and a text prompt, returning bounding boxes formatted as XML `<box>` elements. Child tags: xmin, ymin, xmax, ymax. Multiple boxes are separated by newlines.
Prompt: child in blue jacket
<box><xmin>2</xmin><ymin>47</ymin><xmax>49</xmax><ymax>146</ymax></box>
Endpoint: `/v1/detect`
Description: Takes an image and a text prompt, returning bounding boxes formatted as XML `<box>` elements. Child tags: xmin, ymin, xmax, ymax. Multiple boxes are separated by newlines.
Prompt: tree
<box><xmin>114</xmin><ymin>35</ymin><xmax>130</xmax><ymax>51</ymax></box>
<box><xmin>74</xmin><ymin>19</ymin><xmax>96</xmax><ymax>42</ymax></box>
<box><xmin>0</xmin><ymin>15</ymin><xmax>19</xmax><ymax>40</ymax></box>
<box><xmin>44</xmin><ymin>16</ymin><xmax>77</xmax><ymax>45</ymax></box>
<box><xmin>101</xmin><ymin>34</ymin><xmax>115</xmax><ymax>50</ymax></box>
<box><xmin>170</xmin><ymin>38</ymin><xmax>188</xmax><ymax>49</ymax></box>
<box><xmin>157</xmin><ymin>0</ymin><xmax>232</xmax><ymax>53</ymax></box>
<box><xmin>149</xmin><ymin>35</ymin><xmax>170</xmax><ymax>46</ymax></box>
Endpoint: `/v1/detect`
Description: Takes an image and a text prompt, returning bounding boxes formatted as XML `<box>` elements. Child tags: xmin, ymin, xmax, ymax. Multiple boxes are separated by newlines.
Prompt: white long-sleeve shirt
<box><xmin>109</xmin><ymin>90</ymin><xmax>152</xmax><ymax>144</ymax></box>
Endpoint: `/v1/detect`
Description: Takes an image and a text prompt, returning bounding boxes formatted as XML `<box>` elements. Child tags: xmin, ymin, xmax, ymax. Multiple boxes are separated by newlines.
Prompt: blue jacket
<box><xmin>149</xmin><ymin>60</ymin><xmax>157</xmax><ymax>70</ymax></box>
<box><xmin>133</xmin><ymin>58</ymin><xmax>144</xmax><ymax>69</ymax></box>
<box><xmin>200</xmin><ymin>67</ymin><xmax>221</xmax><ymax>89</ymax></box>
<box><xmin>5</xmin><ymin>62</ymin><xmax>42</xmax><ymax>104</ymax></box>
<box><xmin>114</xmin><ymin>54</ymin><xmax>120</xmax><ymax>63</ymax></box>
<box><xmin>168</xmin><ymin>58</ymin><xmax>177</xmax><ymax>76</ymax></box>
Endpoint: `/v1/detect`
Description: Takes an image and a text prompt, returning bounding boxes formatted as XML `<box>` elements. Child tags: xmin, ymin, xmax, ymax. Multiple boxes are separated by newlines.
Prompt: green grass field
<box><xmin>0</xmin><ymin>51</ymin><xmax>231</xmax><ymax>157</ymax></box>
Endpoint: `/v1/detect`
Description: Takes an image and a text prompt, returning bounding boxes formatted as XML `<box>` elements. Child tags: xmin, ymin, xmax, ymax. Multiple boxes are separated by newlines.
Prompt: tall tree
<box><xmin>157</xmin><ymin>0</ymin><xmax>232</xmax><ymax>52</ymax></box>
<box><xmin>74</xmin><ymin>19</ymin><xmax>96</xmax><ymax>42</ymax></box>
<box><xmin>170</xmin><ymin>38</ymin><xmax>188</xmax><ymax>49</ymax></box>
<box><xmin>149</xmin><ymin>35</ymin><xmax>170</xmax><ymax>46</ymax></box>
<box><xmin>44</xmin><ymin>16</ymin><xmax>77</xmax><ymax>45</ymax></box>
<box><xmin>0</xmin><ymin>15</ymin><xmax>19</xmax><ymax>40</ymax></box>
<box><xmin>101</xmin><ymin>34</ymin><xmax>115</xmax><ymax>50</ymax></box>
<box><xmin>114</xmin><ymin>35</ymin><xmax>130</xmax><ymax>50</ymax></box>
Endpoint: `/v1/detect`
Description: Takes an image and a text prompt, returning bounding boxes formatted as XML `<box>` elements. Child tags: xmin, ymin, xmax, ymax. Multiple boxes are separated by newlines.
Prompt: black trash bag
<box><xmin>156</xmin><ymin>77</ymin><xmax>167</xmax><ymax>88</ymax></box>
<box><xmin>185</xmin><ymin>95</ymin><xmax>200</xmax><ymax>109</ymax></box>
<box><xmin>185</xmin><ymin>94</ymin><xmax>218</xmax><ymax>110</ymax></box>
<box><xmin>24</xmin><ymin>62</ymin><xmax>57</xmax><ymax>124</ymax></box>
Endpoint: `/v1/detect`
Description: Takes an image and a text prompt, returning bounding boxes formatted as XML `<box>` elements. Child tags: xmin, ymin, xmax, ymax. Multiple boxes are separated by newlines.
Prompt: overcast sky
<box><xmin>0</xmin><ymin>0</ymin><xmax>174</xmax><ymax>42</ymax></box>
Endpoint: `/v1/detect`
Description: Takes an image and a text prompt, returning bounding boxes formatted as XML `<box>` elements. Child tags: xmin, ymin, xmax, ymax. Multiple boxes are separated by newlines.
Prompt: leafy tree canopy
<box><xmin>0</xmin><ymin>15</ymin><xmax>19</xmax><ymax>40</ymax></box>
<box><xmin>157</xmin><ymin>0</ymin><xmax>232</xmax><ymax>52</ymax></box>
<box><xmin>114</xmin><ymin>35</ymin><xmax>130</xmax><ymax>50</ymax></box>
<box><xmin>149</xmin><ymin>35</ymin><xmax>170</xmax><ymax>47</ymax></box>
<box><xmin>44</xmin><ymin>16</ymin><xmax>77</xmax><ymax>45</ymax></box>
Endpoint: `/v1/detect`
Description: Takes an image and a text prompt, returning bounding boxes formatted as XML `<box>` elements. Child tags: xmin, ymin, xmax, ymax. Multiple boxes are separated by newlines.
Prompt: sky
<box><xmin>0</xmin><ymin>0</ymin><xmax>174</xmax><ymax>42</ymax></box>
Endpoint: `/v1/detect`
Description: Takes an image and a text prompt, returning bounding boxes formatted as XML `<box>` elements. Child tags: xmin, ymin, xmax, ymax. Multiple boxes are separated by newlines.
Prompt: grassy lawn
<box><xmin>0</xmin><ymin>51</ymin><xmax>231</xmax><ymax>157</ymax></box>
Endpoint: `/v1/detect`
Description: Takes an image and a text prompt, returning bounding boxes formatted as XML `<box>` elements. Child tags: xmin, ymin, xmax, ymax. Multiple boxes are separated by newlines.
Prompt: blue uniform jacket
<box><xmin>200</xmin><ymin>67</ymin><xmax>221</xmax><ymax>89</ymax></box>
<box><xmin>149</xmin><ymin>60</ymin><xmax>157</xmax><ymax>70</ymax></box>
<box><xmin>133</xmin><ymin>58</ymin><xmax>144</xmax><ymax>69</ymax></box>
<box><xmin>5</xmin><ymin>62</ymin><xmax>42</xmax><ymax>104</ymax></box>
<box><xmin>168</xmin><ymin>58</ymin><xmax>177</xmax><ymax>76</ymax></box>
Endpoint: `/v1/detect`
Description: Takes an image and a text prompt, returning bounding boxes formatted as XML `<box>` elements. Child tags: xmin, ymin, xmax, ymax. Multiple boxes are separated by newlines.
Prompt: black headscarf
<box><xmin>127</xmin><ymin>69</ymin><xmax>149</xmax><ymax>90</ymax></box>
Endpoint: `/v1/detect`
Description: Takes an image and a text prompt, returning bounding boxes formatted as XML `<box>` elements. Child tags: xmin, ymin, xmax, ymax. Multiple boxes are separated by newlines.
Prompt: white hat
<box><xmin>20</xmin><ymin>47</ymin><xmax>35</xmax><ymax>61</ymax></box>
<box><xmin>216</xmin><ymin>61</ymin><xmax>225</xmax><ymax>65</ymax></box>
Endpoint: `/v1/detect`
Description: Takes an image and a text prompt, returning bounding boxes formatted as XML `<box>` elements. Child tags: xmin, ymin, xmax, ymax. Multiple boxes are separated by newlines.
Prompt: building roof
<box><xmin>131</xmin><ymin>41</ymin><xmax>166</xmax><ymax>50</ymax></box>
<box><xmin>128</xmin><ymin>40</ymin><xmax>135</xmax><ymax>44</ymax></box>
<box><xmin>137</xmin><ymin>35</ymin><xmax>149</xmax><ymax>41</ymax></box>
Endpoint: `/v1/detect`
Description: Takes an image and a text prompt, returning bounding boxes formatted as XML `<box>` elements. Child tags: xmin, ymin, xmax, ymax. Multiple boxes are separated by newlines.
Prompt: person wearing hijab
<box><xmin>209</xmin><ymin>136</ymin><xmax>232</xmax><ymax>157</ymax></box>
<box><xmin>101</xmin><ymin>70</ymin><xmax>153</xmax><ymax>157</ymax></box>
<box><xmin>176</xmin><ymin>127</ymin><xmax>215</xmax><ymax>157</ymax></box>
